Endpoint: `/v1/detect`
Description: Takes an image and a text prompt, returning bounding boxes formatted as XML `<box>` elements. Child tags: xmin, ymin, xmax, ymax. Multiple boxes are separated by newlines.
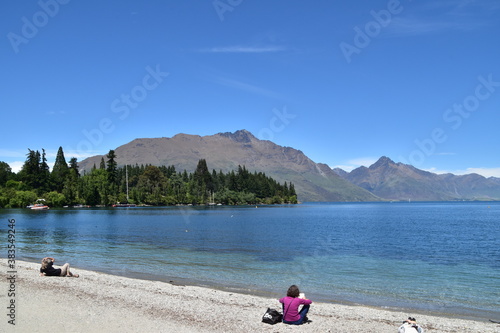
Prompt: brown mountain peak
<box><xmin>217</xmin><ymin>129</ymin><xmax>256</xmax><ymax>143</ymax></box>
<box><xmin>370</xmin><ymin>156</ymin><xmax>396</xmax><ymax>169</ymax></box>
<box><xmin>77</xmin><ymin>129</ymin><xmax>378</xmax><ymax>202</ymax></box>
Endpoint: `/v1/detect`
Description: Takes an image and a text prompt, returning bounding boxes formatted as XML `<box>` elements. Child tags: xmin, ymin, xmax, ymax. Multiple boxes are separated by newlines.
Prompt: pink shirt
<box><xmin>279</xmin><ymin>296</ymin><xmax>312</xmax><ymax>322</ymax></box>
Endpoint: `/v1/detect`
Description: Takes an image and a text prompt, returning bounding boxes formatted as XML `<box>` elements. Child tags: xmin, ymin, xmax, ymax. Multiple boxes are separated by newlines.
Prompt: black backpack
<box><xmin>262</xmin><ymin>308</ymin><xmax>283</xmax><ymax>325</ymax></box>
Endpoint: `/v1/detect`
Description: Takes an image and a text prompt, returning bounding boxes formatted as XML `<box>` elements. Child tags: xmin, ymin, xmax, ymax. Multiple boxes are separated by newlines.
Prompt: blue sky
<box><xmin>1</xmin><ymin>0</ymin><xmax>499</xmax><ymax>177</ymax></box>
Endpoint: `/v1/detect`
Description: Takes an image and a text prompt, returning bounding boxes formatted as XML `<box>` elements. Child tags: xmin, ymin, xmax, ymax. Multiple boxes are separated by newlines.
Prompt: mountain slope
<box><xmin>343</xmin><ymin>156</ymin><xmax>500</xmax><ymax>201</ymax></box>
<box><xmin>78</xmin><ymin>130</ymin><xmax>379</xmax><ymax>202</ymax></box>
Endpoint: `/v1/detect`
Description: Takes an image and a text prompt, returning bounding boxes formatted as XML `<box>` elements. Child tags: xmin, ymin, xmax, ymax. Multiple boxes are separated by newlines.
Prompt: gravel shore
<box><xmin>1</xmin><ymin>260</ymin><xmax>498</xmax><ymax>332</ymax></box>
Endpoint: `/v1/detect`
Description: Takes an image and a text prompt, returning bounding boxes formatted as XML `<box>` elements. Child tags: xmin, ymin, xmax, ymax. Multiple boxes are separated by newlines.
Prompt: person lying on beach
<box><xmin>398</xmin><ymin>317</ymin><xmax>424</xmax><ymax>333</ymax></box>
<box><xmin>279</xmin><ymin>285</ymin><xmax>312</xmax><ymax>325</ymax></box>
<box><xmin>40</xmin><ymin>257</ymin><xmax>79</xmax><ymax>277</ymax></box>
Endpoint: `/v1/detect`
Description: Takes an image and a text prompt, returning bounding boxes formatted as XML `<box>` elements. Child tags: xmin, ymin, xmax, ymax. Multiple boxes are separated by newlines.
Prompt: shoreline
<box><xmin>1</xmin><ymin>259</ymin><xmax>498</xmax><ymax>332</ymax></box>
<box><xmin>15</xmin><ymin>257</ymin><xmax>500</xmax><ymax>323</ymax></box>
<box><xmin>18</xmin><ymin>257</ymin><xmax>498</xmax><ymax>323</ymax></box>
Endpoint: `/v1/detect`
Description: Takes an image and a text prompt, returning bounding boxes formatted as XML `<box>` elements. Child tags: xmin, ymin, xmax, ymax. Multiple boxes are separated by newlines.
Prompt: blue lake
<box><xmin>1</xmin><ymin>202</ymin><xmax>499</xmax><ymax>320</ymax></box>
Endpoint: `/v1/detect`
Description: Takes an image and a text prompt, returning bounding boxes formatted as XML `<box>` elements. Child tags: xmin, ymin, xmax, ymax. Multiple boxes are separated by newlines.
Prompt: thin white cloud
<box><xmin>331</xmin><ymin>165</ymin><xmax>356</xmax><ymax>172</ymax></box>
<box><xmin>44</xmin><ymin>150</ymin><xmax>58</xmax><ymax>159</ymax></box>
<box><xmin>386</xmin><ymin>17</ymin><xmax>464</xmax><ymax>37</ymax></box>
<box><xmin>446</xmin><ymin>0</ymin><xmax>500</xmax><ymax>14</ymax></box>
<box><xmin>62</xmin><ymin>149</ymin><xmax>106</xmax><ymax>160</ymax></box>
<box><xmin>199</xmin><ymin>45</ymin><xmax>286</xmax><ymax>53</ymax></box>
<box><xmin>464</xmin><ymin>168</ymin><xmax>500</xmax><ymax>178</ymax></box>
<box><xmin>0</xmin><ymin>148</ymin><xmax>59</xmax><ymax>159</ymax></box>
<box><xmin>0</xmin><ymin>149</ymin><xmax>25</xmax><ymax>158</ymax></box>
<box><xmin>425</xmin><ymin>167</ymin><xmax>500</xmax><ymax>178</ymax></box>
<box><xmin>211</xmin><ymin>76</ymin><xmax>283</xmax><ymax>99</ymax></box>
<box><xmin>384</xmin><ymin>0</ymin><xmax>499</xmax><ymax>37</ymax></box>
<box><xmin>424</xmin><ymin>167</ymin><xmax>449</xmax><ymax>174</ymax></box>
<box><xmin>47</xmin><ymin>110</ymin><xmax>66</xmax><ymax>115</ymax></box>
<box><xmin>347</xmin><ymin>157</ymin><xmax>378</xmax><ymax>167</ymax></box>
<box><xmin>8</xmin><ymin>161</ymin><xmax>24</xmax><ymax>173</ymax></box>
<box><xmin>1</xmin><ymin>149</ymin><xmax>58</xmax><ymax>173</ymax></box>
<box><xmin>335</xmin><ymin>163</ymin><xmax>500</xmax><ymax>178</ymax></box>
<box><xmin>1</xmin><ymin>148</ymin><xmax>102</xmax><ymax>173</ymax></box>
<box><xmin>331</xmin><ymin>157</ymin><xmax>378</xmax><ymax>172</ymax></box>
<box><xmin>7</xmin><ymin>161</ymin><xmax>56</xmax><ymax>173</ymax></box>
<box><xmin>434</xmin><ymin>152</ymin><xmax>456</xmax><ymax>156</ymax></box>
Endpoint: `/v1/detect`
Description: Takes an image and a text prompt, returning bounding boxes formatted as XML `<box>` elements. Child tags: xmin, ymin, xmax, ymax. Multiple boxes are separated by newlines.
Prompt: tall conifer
<box><xmin>106</xmin><ymin>150</ymin><xmax>118</xmax><ymax>185</ymax></box>
<box><xmin>99</xmin><ymin>158</ymin><xmax>106</xmax><ymax>169</ymax></box>
<box><xmin>51</xmin><ymin>146</ymin><xmax>69</xmax><ymax>191</ymax></box>
<box><xmin>40</xmin><ymin>149</ymin><xmax>51</xmax><ymax>193</ymax></box>
<box><xmin>19</xmin><ymin>149</ymin><xmax>41</xmax><ymax>189</ymax></box>
<box><xmin>69</xmin><ymin>157</ymin><xmax>79</xmax><ymax>176</ymax></box>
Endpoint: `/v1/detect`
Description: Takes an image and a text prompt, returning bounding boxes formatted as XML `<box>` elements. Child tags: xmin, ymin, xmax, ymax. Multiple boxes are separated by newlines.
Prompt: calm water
<box><xmin>1</xmin><ymin>202</ymin><xmax>499</xmax><ymax>320</ymax></box>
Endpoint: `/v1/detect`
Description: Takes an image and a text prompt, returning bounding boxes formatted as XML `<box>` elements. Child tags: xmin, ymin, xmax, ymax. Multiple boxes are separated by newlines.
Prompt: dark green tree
<box><xmin>0</xmin><ymin>161</ymin><xmax>14</xmax><ymax>186</ymax></box>
<box><xmin>193</xmin><ymin>159</ymin><xmax>213</xmax><ymax>200</ymax></box>
<box><xmin>194</xmin><ymin>159</ymin><xmax>211</xmax><ymax>184</ymax></box>
<box><xmin>51</xmin><ymin>146</ymin><xmax>69</xmax><ymax>191</ymax></box>
<box><xmin>62</xmin><ymin>157</ymin><xmax>81</xmax><ymax>205</ymax></box>
<box><xmin>82</xmin><ymin>168</ymin><xmax>108</xmax><ymax>205</ymax></box>
<box><xmin>39</xmin><ymin>149</ymin><xmax>51</xmax><ymax>193</ymax></box>
<box><xmin>106</xmin><ymin>150</ymin><xmax>118</xmax><ymax>185</ymax></box>
<box><xmin>69</xmin><ymin>157</ymin><xmax>79</xmax><ymax>176</ymax></box>
<box><xmin>99</xmin><ymin>157</ymin><xmax>106</xmax><ymax>169</ymax></box>
<box><xmin>227</xmin><ymin>170</ymin><xmax>238</xmax><ymax>191</ymax></box>
<box><xmin>137</xmin><ymin>165</ymin><xmax>166</xmax><ymax>205</ymax></box>
<box><xmin>3</xmin><ymin>149</ymin><xmax>297</xmax><ymax>207</ymax></box>
<box><xmin>182</xmin><ymin>170</ymin><xmax>189</xmax><ymax>182</ymax></box>
<box><xmin>19</xmin><ymin>149</ymin><xmax>41</xmax><ymax>190</ymax></box>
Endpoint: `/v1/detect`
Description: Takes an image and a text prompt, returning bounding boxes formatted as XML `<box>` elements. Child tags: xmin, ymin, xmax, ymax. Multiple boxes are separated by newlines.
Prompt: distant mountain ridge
<box><xmin>78</xmin><ymin>130</ymin><xmax>378</xmax><ymax>202</ymax></box>
<box><xmin>337</xmin><ymin>156</ymin><xmax>500</xmax><ymax>201</ymax></box>
<box><xmin>78</xmin><ymin>130</ymin><xmax>500</xmax><ymax>202</ymax></box>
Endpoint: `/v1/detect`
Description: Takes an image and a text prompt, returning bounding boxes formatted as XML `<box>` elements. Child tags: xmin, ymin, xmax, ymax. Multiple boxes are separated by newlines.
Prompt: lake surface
<box><xmin>1</xmin><ymin>202</ymin><xmax>499</xmax><ymax>320</ymax></box>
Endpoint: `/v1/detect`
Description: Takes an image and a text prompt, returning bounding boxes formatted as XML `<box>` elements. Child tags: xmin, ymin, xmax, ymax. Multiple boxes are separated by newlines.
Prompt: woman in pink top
<box><xmin>279</xmin><ymin>285</ymin><xmax>312</xmax><ymax>325</ymax></box>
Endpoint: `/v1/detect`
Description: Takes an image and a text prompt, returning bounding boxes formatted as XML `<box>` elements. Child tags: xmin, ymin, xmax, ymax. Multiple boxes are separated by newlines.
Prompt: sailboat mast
<box><xmin>126</xmin><ymin>165</ymin><xmax>129</xmax><ymax>202</ymax></box>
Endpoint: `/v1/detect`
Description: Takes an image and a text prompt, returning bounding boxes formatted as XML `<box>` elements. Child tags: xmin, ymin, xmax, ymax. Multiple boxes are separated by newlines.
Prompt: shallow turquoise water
<box><xmin>1</xmin><ymin>202</ymin><xmax>499</xmax><ymax>319</ymax></box>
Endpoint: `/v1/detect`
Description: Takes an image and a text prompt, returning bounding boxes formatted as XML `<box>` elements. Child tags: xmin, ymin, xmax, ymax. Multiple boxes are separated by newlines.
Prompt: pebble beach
<box><xmin>1</xmin><ymin>260</ymin><xmax>498</xmax><ymax>333</ymax></box>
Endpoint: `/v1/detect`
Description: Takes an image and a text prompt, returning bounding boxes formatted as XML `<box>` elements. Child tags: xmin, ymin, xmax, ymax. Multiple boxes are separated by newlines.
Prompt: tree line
<box><xmin>0</xmin><ymin>147</ymin><xmax>297</xmax><ymax>208</ymax></box>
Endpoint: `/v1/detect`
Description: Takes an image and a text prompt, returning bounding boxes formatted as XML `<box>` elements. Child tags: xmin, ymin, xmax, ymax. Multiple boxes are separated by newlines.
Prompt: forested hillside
<box><xmin>0</xmin><ymin>147</ymin><xmax>297</xmax><ymax>208</ymax></box>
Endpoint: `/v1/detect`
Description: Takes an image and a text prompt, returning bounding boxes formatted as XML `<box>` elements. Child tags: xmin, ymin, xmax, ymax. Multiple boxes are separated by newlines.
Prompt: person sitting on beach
<box><xmin>40</xmin><ymin>257</ymin><xmax>79</xmax><ymax>277</ymax></box>
<box><xmin>279</xmin><ymin>285</ymin><xmax>312</xmax><ymax>325</ymax></box>
<box><xmin>398</xmin><ymin>317</ymin><xmax>424</xmax><ymax>333</ymax></box>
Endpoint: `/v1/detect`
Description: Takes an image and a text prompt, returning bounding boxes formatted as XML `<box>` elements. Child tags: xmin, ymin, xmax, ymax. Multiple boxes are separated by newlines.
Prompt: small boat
<box><xmin>112</xmin><ymin>203</ymin><xmax>137</xmax><ymax>207</ymax></box>
<box><xmin>73</xmin><ymin>204</ymin><xmax>91</xmax><ymax>208</ymax></box>
<box><xmin>30</xmin><ymin>203</ymin><xmax>50</xmax><ymax>210</ymax></box>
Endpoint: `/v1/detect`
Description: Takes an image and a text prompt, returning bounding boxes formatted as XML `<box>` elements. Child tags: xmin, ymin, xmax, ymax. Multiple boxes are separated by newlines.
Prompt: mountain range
<box><xmin>335</xmin><ymin>156</ymin><xmax>500</xmax><ymax>201</ymax></box>
<box><xmin>79</xmin><ymin>130</ymin><xmax>500</xmax><ymax>202</ymax></box>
